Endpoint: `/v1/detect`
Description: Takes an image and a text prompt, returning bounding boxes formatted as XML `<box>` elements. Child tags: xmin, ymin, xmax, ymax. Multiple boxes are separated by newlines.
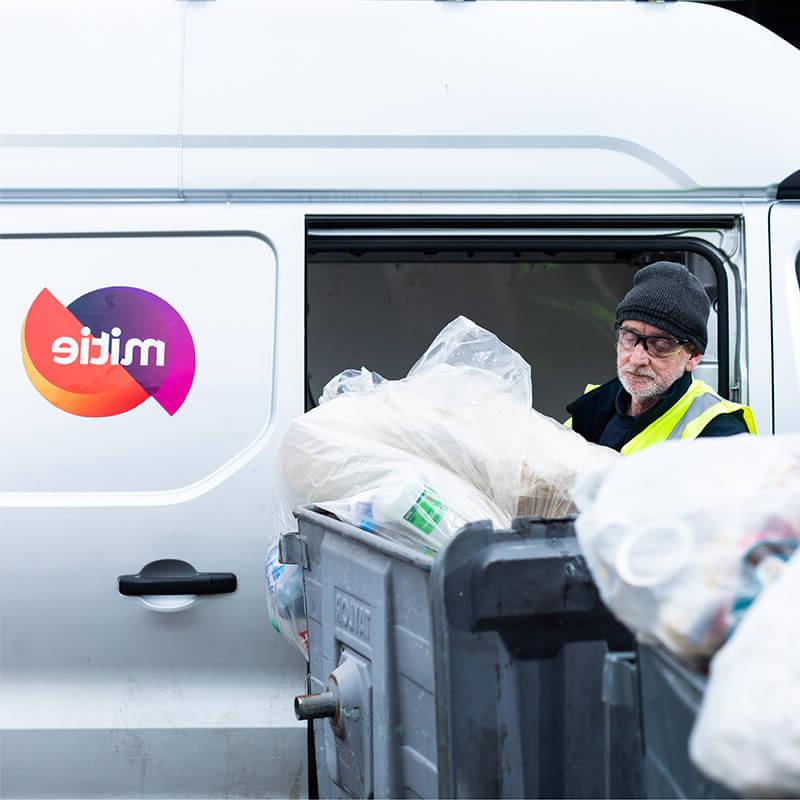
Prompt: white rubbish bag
<box><xmin>280</xmin><ymin>316</ymin><xmax>619</xmax><ymax>553</ymax></box>
<box><xmin>280</xmin><ymin>417</ymin><xmax>511</xmax><ymax>554</ymax></box>
<box><xmin>309</xmin><ymin>316</ymin><xmax>533</xmax><ymax>515</ymax></box>
<box><xmin>689</xmin><ymin>549</ymin><xmax>800</xmax><ymax>798</ymax></box>
<box><xmin>573</xmin><ymin>433</ymin><xmax>800</xmax><ymax>663</ymax></box>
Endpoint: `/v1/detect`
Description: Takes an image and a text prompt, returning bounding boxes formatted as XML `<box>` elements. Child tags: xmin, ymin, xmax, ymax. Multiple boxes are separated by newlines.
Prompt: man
<box><xmin>566</xmin><ymin>260</ymin><xmax>756</xmax><ymax>454</ymax></box>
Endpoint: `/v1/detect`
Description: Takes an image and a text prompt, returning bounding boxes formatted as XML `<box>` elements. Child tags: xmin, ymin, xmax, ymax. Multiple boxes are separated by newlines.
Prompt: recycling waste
<box><xmin>265</xmin><ymin>543</ymin><xmax>308</xmax><ymax>658</ymax></box>
<box><xmin>263</xmin><ymin>317</ymin><xmax>800</xmax><ymax>797</ymax></box>
<box><xmin>574</xmin><ymin>433</ymin><xmax>800</xmax><ymax>798</ymax></box>
<box><xmin>574</xmin><ymin>433</ymin><xmax>800</xmax><ymax>665</ymax></box>
<box><xmin>281</xmin><ymin>316</ymin><xmax>618</xmax><ymax>543</ymax></box>
<box><xmin>689</xmin><ymin>546</ymin><xmax>800</xmax><ymax>798</ymax></box>
<box><xmin>266</xmin><ymin>316</ymin><xmax>618</xmax><ymax>658</ymax></box>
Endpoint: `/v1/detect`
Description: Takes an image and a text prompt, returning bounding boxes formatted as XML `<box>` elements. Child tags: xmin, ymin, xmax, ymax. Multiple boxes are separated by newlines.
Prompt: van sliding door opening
<box><xmin>306</xmin><ymin>219</ymin><xmax>728</xmax><ymax>419</ymax></box>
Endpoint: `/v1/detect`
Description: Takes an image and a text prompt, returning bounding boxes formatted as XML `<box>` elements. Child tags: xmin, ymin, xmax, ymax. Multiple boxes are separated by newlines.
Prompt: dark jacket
<box><xmin>566</xmin><ymin>372</ymin><xmax>750</xmax><ymax>452</ymax></box>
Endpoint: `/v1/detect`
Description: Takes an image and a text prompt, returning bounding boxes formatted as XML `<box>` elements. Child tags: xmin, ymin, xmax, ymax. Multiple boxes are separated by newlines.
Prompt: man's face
<box><xmin>616</xmin><ymin>320</ymin><xmax>703</xmax><ymax>400</ymax></box>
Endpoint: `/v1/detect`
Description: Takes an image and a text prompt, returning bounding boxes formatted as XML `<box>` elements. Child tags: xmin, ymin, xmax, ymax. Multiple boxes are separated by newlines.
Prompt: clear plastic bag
<box><xmin>307</xmin><ymin>316</ymin><xmax>533</xmax><ymax>515</ymax></box>
<box><xmin>265</xmin><ymin>543</ymin><xmax>308</xmax><ymax>659</ymax></box>
<box><xmin>280</xmin><ymin>418</ymin><xmax>511</xmax><ymax>554</ymax></box>
<box><xmin>689</xmin><ymin>549</ymin><xmax>800</xmax><ymax>797</ymax></box>
<box><xmin>280</xmin><ymin>316</ymin><xmax>618</xmax><ymax>553</ymax></box>
<box><xmin>573</xmin><ymin>434</ymin><xmax>800</xmax><ymax>663</ymax></box>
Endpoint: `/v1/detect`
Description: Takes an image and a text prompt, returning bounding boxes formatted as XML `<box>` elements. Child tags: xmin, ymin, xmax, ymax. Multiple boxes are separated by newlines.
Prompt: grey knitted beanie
<box><xmin>615</xmin><ymin>261</ymin><xmax>710</xmax><ymax>353</ymax></box>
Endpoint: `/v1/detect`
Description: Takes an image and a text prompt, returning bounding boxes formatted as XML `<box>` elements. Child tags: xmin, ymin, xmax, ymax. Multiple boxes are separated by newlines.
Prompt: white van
<box><xmin>1</xmin><ymin>1</ymin><xmax>799</xmax><ymax>797</ymax></box>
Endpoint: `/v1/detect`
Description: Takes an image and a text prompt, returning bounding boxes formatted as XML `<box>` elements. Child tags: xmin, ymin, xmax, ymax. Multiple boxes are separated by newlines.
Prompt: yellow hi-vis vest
<box><xmin>565</xmin><ymin>378</ymin><xmax>757</xmax><ymax>455</ymax></box>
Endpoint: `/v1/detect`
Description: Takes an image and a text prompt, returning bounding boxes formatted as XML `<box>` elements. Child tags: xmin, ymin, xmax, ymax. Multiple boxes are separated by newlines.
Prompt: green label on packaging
<box><xmin>402</xmin><ymin>487</ymin><xmax>445</xmax><ymax>535</ymax></box>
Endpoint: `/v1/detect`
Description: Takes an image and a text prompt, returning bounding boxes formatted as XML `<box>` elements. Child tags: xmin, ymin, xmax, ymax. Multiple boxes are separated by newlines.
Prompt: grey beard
<box><xmin>619</xmin><ymin>363</ymin><xmax>685</xmax><ymax>399</ymax></box>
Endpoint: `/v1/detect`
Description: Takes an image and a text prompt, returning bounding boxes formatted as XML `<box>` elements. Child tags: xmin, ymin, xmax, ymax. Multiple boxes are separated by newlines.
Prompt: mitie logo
<box><xmin>21</xmin><ymin>286</ymin><xmax>195</xmax><ymax>417</ymax></box>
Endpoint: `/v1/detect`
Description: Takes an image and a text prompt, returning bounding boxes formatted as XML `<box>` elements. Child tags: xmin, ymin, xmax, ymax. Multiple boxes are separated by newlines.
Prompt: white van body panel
<box><xmin>0</xmin><ymin>204</ymin><xmax>307</xmax><ymax>798</ymax></box>
<box><xmin>769</xmin><ymin>203</ymin><xmax>800</xmax><ymax>433</ymax></box>
<box><xmin>182</xmin><ymin>0</ymin><xmax>800</xmax><ymax>195</ymax></box>
<box><xmin>1</xmin><ymin>1</ymin><xmax>799</xmax><ymax>196</ymax></box>
<box><xmin>741</xmin><ymin>203</ymin><xmax>776</xmax><ymax>433</ymax></box>
<box><xmin>0</xmin><ymin>0</ymin><xmax>183</xmax><ymax>192</ymax></box>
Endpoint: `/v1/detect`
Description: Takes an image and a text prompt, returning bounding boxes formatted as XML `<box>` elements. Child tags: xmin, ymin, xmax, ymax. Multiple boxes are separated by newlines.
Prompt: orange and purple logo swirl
<box><xmin>21</xmin><ymin>287</ymin><xmax>195</xmax><ymax>417</ymax></box>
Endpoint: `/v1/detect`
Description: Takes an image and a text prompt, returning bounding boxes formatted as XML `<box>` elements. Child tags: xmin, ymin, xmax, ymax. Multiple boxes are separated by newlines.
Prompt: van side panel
<box><xmin>0</xmin><ymin>206</ymin><xmax>307</xmax><ymax>798</ymax></box>
<box><xmin>769</xmin><ymin>203</ymin><xmax>800</xmax><ymax>433</ymax></box>
<box><xmin>0</xmin><ymin>1</ymin><xmax>182</xmax><ymax>192</ymax></box>
<box><xmin>742</xmin><ymin>206</ymin><xmax>775</xmax><ymax>433</ymax></box>
<box><xmin>181</xmin><ymin>0</ymin><xmax>800</xmax><ymax>195</ymax></box>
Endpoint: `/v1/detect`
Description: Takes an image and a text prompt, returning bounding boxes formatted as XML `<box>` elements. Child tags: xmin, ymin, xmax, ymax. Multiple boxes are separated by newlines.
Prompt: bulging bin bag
<box><xmin>280</xmin><ymin>317</ymin><xmax>618</xmax><ymax>553</ymax></box>
<box><xmin>573</xmin><ymin>434</ymin><xmax>800</xmax><ymax>663</ymax></box>
<box><xmin>304</xmin><ymin>316</ymin><xmax>533</xmax><ymax>515</ymax></box>
<box><xmin>690</xmin><ymin>549</ymin><xmax>800</xmax><ymax>798</ymax></box>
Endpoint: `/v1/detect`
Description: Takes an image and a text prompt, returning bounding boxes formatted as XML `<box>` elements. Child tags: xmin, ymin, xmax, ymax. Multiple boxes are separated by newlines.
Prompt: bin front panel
<box><xmin>431</xmin><ymin>518</ymin><xmax>638</xmax><ymax>800</ymax></box>
<box><xmin>638</xmin><ymin>645</ymin><xmax>736</xmax><ymax>800</ymax></box>
<box><xmin>298</xmin><ymin>511</ymin><xmax>435</xmax><ymax>799</ymax></box>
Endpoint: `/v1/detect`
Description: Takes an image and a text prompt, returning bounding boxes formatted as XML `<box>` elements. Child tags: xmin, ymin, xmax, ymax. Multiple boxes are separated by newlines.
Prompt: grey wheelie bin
<box><xmin>280</xmin><ymin>507</ymin><xmax>641</xmax><ymax>799</ymax></box>
<box><xmin>633</xmin><ymin>644</ymin><xmax>736</xmax><ymax>799</ymax></box>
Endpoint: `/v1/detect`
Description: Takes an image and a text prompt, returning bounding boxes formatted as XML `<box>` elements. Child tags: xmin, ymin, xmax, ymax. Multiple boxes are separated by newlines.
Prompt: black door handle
<box><xmin>119</xmin><ymin>560</ymin><xmax>237</xmax><ymax>596</ymax></box>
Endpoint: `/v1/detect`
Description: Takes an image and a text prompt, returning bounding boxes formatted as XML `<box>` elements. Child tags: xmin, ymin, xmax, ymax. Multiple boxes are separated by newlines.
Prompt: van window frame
<box><xmin>306</xmin><ymin>218</ymin><xmax>733</xmax><ymax>408</ymax></box>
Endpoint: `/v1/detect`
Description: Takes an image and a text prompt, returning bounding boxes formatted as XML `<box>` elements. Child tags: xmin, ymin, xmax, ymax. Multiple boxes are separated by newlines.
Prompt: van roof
<box><xmin>1</xmin><ymin>0</ymin><xmax>798</xmax><ymax>198</ymax></box>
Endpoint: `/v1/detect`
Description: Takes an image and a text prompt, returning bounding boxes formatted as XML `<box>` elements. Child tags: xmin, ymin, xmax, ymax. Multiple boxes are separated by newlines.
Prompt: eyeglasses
<box><xmin>615</xmin><ymin>324</ymin><xmax>689</xmax><ymax>358</ymax></box>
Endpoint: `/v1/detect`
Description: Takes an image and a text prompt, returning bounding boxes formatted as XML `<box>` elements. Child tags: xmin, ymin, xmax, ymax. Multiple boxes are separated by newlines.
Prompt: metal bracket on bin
<box><xmin>603</xmin><ymin>651</ymin><xmax>638</xmax><ymax>710</ymax></box>
<box><xmin>279</xmin><ymin>532</ymin><xmax>308</xmax><ymax>569</ymax></box>
<box><xmin>602</xmin><ymin>651</ymin><xmax>643</xmax><ymax>800</ymax></box>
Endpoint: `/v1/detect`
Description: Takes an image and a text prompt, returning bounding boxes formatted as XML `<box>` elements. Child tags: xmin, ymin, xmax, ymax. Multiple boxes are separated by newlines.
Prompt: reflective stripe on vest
<box><xmin>620</xmin><ymin>379</ymin><xmax>757</xmax><ymax>455</ymax></box>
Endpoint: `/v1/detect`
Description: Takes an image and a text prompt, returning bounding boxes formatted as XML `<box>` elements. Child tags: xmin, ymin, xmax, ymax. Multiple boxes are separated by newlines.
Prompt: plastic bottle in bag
<box><xmin>354</xmin><ymin>482</ymin><xmax>447</xmax><ymax>555</ymax></box>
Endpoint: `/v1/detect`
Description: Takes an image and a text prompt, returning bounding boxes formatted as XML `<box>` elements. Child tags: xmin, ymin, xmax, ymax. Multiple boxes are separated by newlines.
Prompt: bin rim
<box><xmin>293</xmin><ymin>505</ymin><xmax>435</xmax><ymax>571</ymax></box>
